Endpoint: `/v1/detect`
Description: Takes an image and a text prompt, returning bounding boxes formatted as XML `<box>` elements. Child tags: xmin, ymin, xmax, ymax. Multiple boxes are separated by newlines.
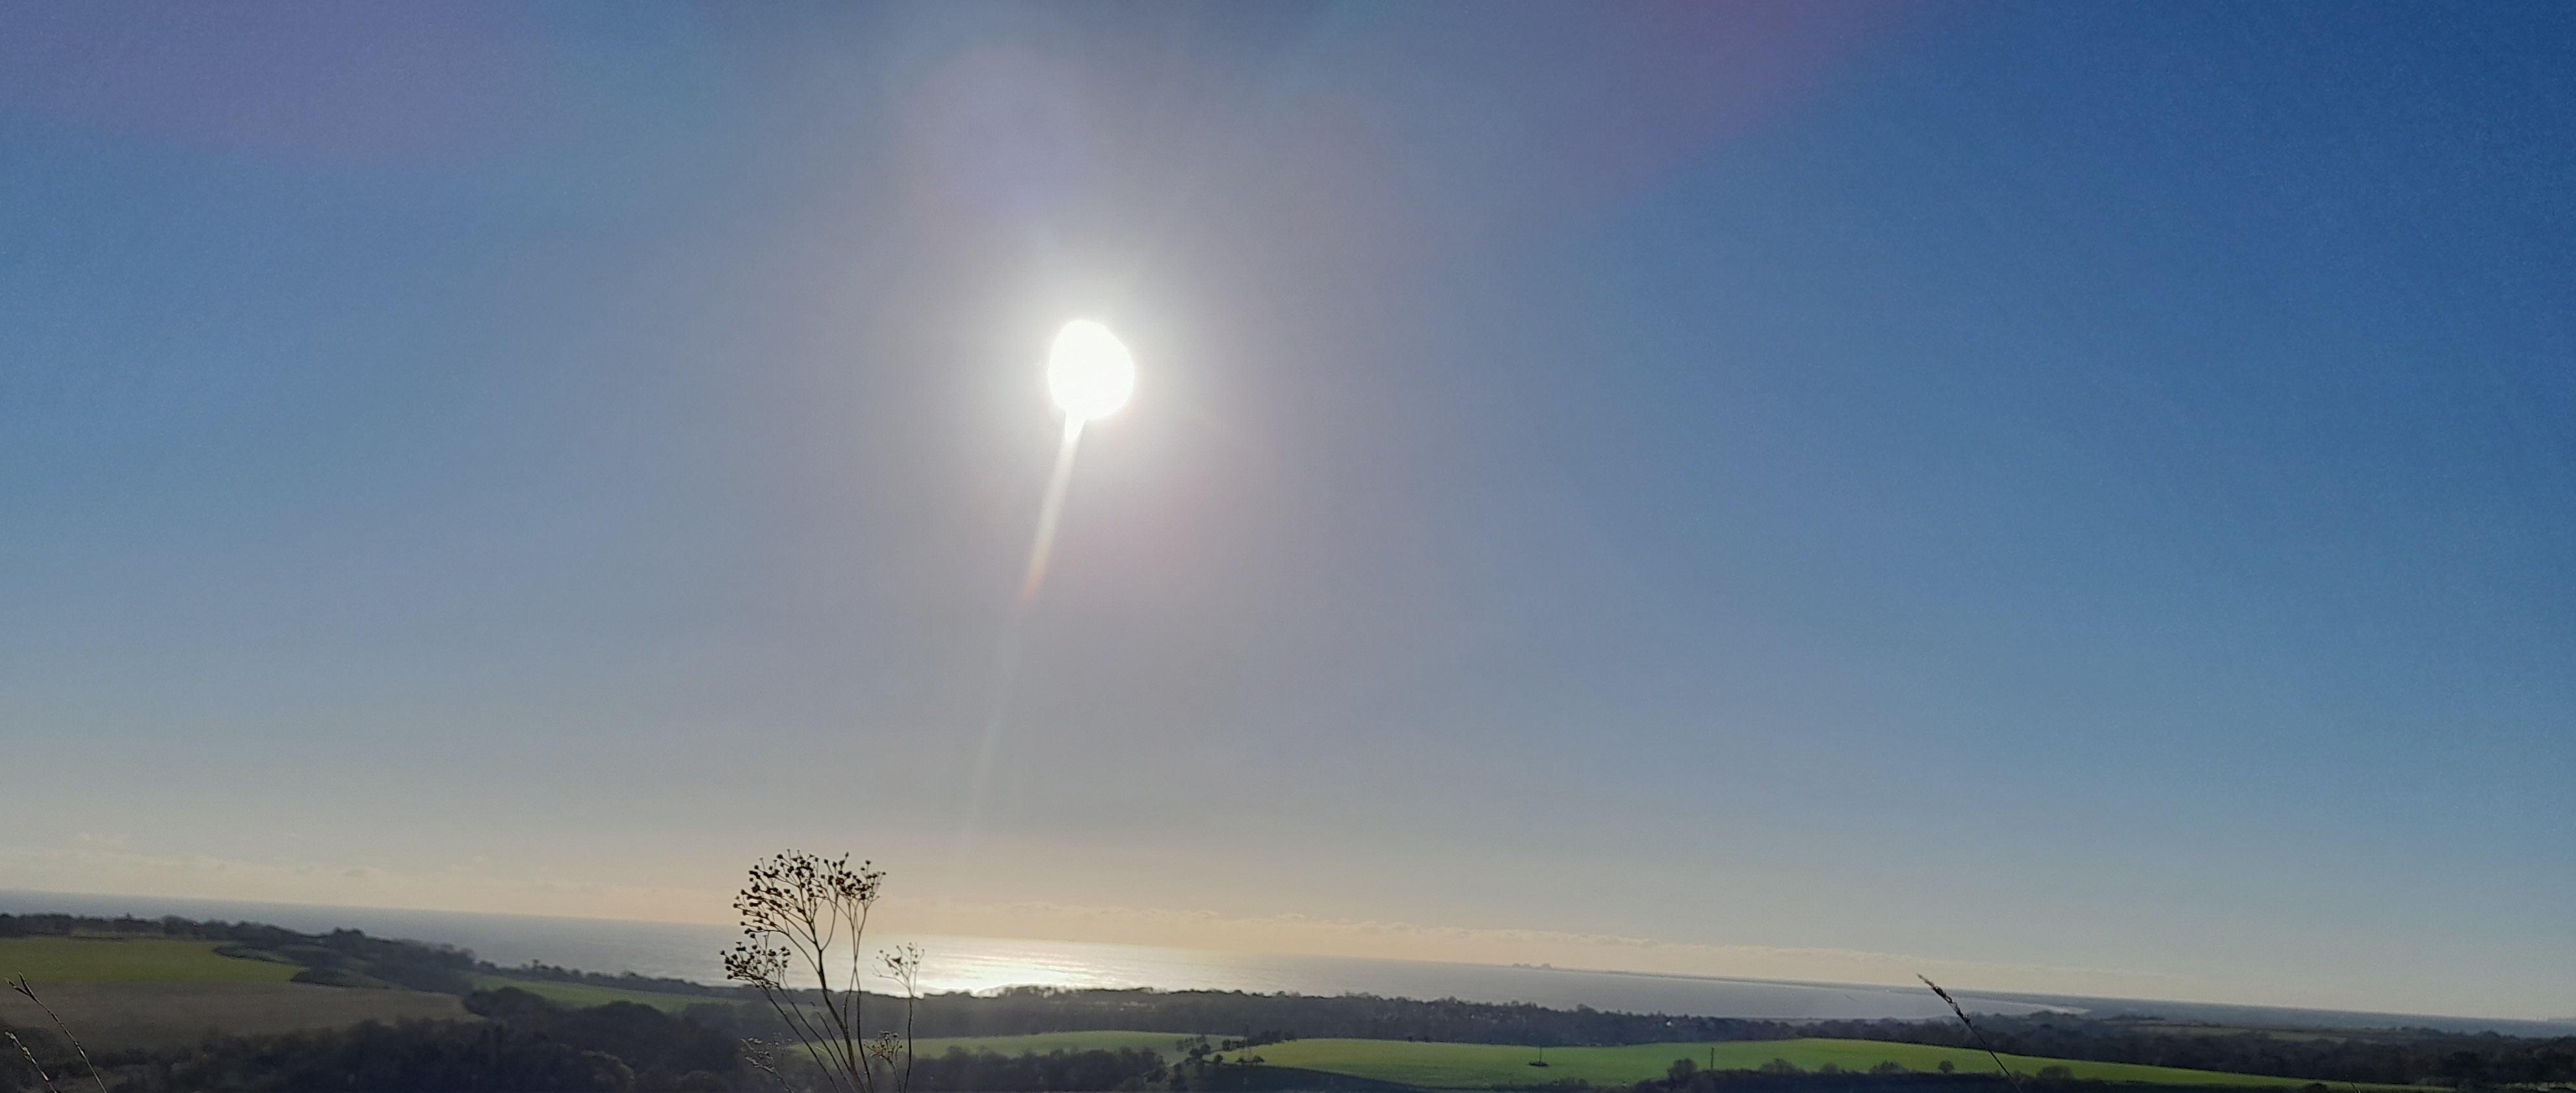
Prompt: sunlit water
<box><xmin>1</xmin><ymin>890</ymin><xmax>2042</xmax><ymax>1020</ymax></box>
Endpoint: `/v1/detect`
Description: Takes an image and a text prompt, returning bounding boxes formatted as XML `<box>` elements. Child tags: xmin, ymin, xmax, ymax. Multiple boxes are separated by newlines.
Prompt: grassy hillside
<box><xmin>1242</xmin><ymin>1038</ymin><xmax>2384</xmax><ymax>1090</ymax></box>
<box><xmin>915</xmin><ymin>1031</ymin><xmax>1213</xmax><ymax>1057</ymax></box>
<box><xmin>0</xmin><ymin>936</ymin><xmax>302</xmax><ymax>984</ymax></box>
<box><xmin>465</xmin><ymin>971</ymin><xmax>737</xmax><ymax>1014</ymax></box>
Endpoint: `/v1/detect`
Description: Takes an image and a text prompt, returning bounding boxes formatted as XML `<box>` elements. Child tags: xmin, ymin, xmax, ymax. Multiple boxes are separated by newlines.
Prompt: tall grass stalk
<box><xmin>7</xmin><ymin>975</ymin><xmax>106</xmax><ymax>1093</ymax></box>
<box><xmin>1918</xmin><ymin>974</ymin><xmax>2023</xmax><ymax>1091</ymax></box>
<box><xmin>5</xmin><ymin>1027</ymin><xmax>63</xmax><ymax>1093</ymax></box>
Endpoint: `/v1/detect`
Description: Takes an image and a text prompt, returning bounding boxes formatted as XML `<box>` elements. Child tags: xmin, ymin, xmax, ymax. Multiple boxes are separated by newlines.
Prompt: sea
<box><xmin>6</xmin><ymin>890</ymin><xmax>2565</xmax><ymax>1038</ymax></box>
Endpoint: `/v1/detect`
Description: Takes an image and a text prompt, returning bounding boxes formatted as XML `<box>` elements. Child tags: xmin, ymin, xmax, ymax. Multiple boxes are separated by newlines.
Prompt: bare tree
<box><xmin>721</xmin><ymin>852</ymin><xmax>920</xmax><ymax>1093</ymax></box>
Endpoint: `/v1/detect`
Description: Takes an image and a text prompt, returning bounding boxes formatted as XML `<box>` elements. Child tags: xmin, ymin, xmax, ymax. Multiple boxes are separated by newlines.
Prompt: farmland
<box><xmin>465</xmin><ymin>971</ymin><xmax>736</xmax><ymax>1014</ymax></box>
<box><xmin>915</xmin><ymin>1031</ymin><xmax>1212</xmax><ymax>1058</ymax></box>
<box><xmin>0</xmin><ymin>983</ymin><xmax>469</xmax><ymax>1052</ymax></box>
<box><xmin>0</xmin><ymin>934</ymin><xmax>467</xmax><ymax>1050</ymax></box>
<box><xmin>0</xmin><ymin>936</ymin><xmax>301</xmax><ymax>984</ymax></box>
<box><xmin>1216</xmin><ymin>1038</ymin><xmax>2395</xmax><ymax>1090</ymax></box>
<box><xmin>0</xmin><ymin>920</ymin><xmax>2538</xmax><ymax>1091</ymax></box>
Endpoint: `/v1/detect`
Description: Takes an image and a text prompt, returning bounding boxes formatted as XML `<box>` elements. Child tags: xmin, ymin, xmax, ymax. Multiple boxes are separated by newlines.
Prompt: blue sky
<box><xmin>2</xmin><ymin>3</ymin><xmax>2569</xmax><ymax>1019</ymax></box>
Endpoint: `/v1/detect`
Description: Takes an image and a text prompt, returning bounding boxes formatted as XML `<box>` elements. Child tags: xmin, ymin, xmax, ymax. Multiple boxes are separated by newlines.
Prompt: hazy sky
<box><xmin>3</xmin><ymin>3</ymin><xmax>2569</xmax><ymax>1020</ymax></box>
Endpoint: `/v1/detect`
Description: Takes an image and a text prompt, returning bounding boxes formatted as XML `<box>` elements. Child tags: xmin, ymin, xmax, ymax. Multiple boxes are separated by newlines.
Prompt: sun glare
<box><xmin>1047</xmin><ymin>319</ymin><xmax>1136</xmax><ymax>422</ymax></box>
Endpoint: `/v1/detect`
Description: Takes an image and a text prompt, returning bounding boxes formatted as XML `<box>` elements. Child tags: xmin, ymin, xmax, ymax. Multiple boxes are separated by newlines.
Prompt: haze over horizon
<box><xmin>3</xmin><ymin>4</ymin><xmax>2569</xmax><ymax>1023</ymax></box>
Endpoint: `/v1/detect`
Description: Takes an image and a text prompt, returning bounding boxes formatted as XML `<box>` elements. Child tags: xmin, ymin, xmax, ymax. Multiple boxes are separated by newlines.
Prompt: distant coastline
<box><xmin>6</xmin><ymin>890</ymin><xmax>2565</xmax><ymax>1037</ymax></box>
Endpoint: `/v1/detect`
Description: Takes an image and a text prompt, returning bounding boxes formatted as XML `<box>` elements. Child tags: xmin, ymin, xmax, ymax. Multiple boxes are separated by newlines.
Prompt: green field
<box><xmin>915</xmin><ymin>1031</ymin><xmax>1212</xmax><ymax>1058</ymax></box>
<box><xmin>0</xmin><ymin>936</ymin><xmax>302</xmax><ymax>984</ymax></box>
<box><xmin>466</xmin><ymin>972</ymin><xmax>740</xmax><ymax>1014</ymax></box>
<box><xmin>1240</xmin><ymin>1038</ymin><xmax>2377</xmax><ymax>1090</ymax></box>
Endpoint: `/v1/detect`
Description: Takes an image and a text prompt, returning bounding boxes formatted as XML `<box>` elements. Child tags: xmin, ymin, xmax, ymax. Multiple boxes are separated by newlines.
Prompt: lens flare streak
<box><xmin>949</xmin><ymin>321</ymin><xmax>1130</xmax><ymax>886</ymax></box>
<box><xmin>1019</xmin><ymin>417</ymin><xmax>1086</xmax><ymax>604</ymax></box>
<box><xmin>947</xmin><ymin>420</ymin><xmax>1082</xmax><ymax>881</ymax></box>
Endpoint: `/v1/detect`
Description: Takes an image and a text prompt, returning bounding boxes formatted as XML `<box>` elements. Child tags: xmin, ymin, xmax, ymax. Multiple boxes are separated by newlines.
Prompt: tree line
<box><xmin>9</xmin><ymin>983</ymin><xmax>2570</xmax><ymax>1091</ymax></box>
<box><xmin>692</xmin><ymin>988</ymin><xmax>2573</xmax><ymax>1088</ymax></box>
<box><xmin>1792</xmin><ymin>1013</ymin><xmax>2576</xmax><ymax>1088</ymax></box>
<box><xmin>1</xmin><ymin>987</ymin><xmax>1180</xmax><ymax>1093</ymax></box>
<box><xmin>6</xmin><ymin>914</ymin><xmax>2569</xmax><ymax>1089</ymax></box>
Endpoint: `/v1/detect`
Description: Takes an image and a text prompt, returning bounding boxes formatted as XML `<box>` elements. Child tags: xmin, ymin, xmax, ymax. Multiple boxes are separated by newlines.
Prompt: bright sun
<box><xmin>1047</xmin><ymin>319</ymin><xmax>1136</xmax><ymax>422</ymax></box>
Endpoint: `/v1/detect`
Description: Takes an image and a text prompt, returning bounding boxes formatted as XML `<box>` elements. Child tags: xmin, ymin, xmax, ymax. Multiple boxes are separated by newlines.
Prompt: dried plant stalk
<box><xmin>722</xmin><ymin>852</ymin><xmax>918</xmax><ymax>1093</ymax></box>
<box><xmin>1919</xmin><ymin>974</ymin><xmax>2023</xmax><ymax>1091</ymax></box>
<box><xmin>5</xmin><ymin>1027</ymin><xmax>64</xmax><ymax>1093</ymax></box>
<box><xmin>7</xmin><ymin>977</ymin><xmax>104</xmax><ymax>1093</ymax></box>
